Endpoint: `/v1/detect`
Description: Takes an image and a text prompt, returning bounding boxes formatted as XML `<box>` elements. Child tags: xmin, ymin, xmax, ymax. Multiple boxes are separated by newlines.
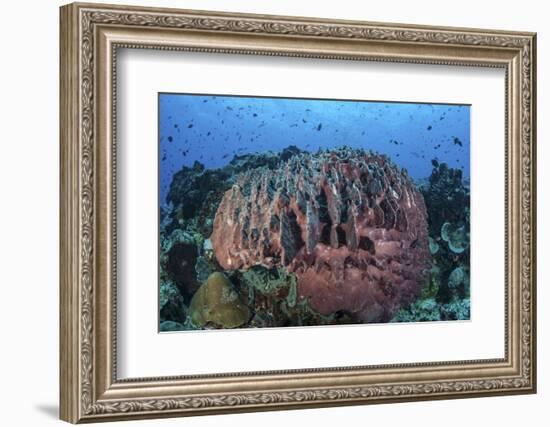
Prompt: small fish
<box><xmin>453</xmin><ymin>136</ymin><xmax>463</xmax><ymax>147</ymax></box>
<box><xmin>253</xmin><ymin>113</ymin><xmax>258</xmax><ymax>117</ymax></box>
<box><xmin>317</xmin><ymin>123</ymin><xmax>322</xmax><ymax>131</ymax></box>
<box><xmin>302</xmin><ymin>118</ymin><xmax>307</xmax><ymax>123</ymax></box>
<box><xmin>174</xmin><ymin>124</ymin><xmax>178</xmax><ymax>128</ymax></box>
<box><xmin>222</xmin><ymin>154</ymin><xmax>229</xmax><ymax>159</ymax></box>
<box><xmin>427</xmin><ymin>125</ymin><xmax>432</xmax><ymax>131</ymax></box>
<box><xmin>187</xmin><ymin>123</ymin><xmax>193</xmax><ymax>128</ymax></box>
<box><xmin>167</xmin><ymin>136</ymin><xmax>173</xmax><ymax>142</ymax></box>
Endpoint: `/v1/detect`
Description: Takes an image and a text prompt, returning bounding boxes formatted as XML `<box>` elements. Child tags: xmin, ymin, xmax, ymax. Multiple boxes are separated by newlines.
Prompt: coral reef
<box><xmin>422</xmin><ymin>160</ymin><xmax>469</xmax><ymax>235</ymax></box>
<box><xmin>391</xmin><ymin>298</ymin><xmax>441</xmax><ymax>322</ymax></box>
<box><xmin>166</xmin><ymin>146</ymin><xmax>306</xmax><ymax>237</ymax></box>
<box><xmin>228</xmin><ymin>266</ymin><xmax>331</xmax><ymax>328</ymax></box>
<box><xmin>428</xmin><ymin>237</ymin><xmax>439</xmax><ymax>255</ymax></box>
<box><xmin>448</xmin><ymin>266</ymin><xmax>466</xmax><ymax>289</ymax></box>
<box><xmin>440</xmin><ymin>297</ymin><xmax>470</xmax><ymax>320</ymax></box>
<box><xmin>392</xmin><ymin>160</ymin><xmax>470</xmax><ymax>322</ymax></box>
<box><xmin>166</xmin><ymin>242</ymin><xmax>199</xmax><ymax>301</ymax></box>
<box><xmin>241</xmin><ymin>266</ymin><xmax>292</xmax><ymax>296</ymax></box>
<box><xmin>159</xmin><ymin>147</ymin><xmax>470</xmax><ymax>330</ymax></box>
<box><xmin>160</xmin><ymin>320</ymin><xmax>185</xmax><ymax>332</ymax></box>
<box><xmin>160</xmin><ymin>148</ymin><xmax>298</xmax><ymax>327</ymax></box>
<box><xmin>441</xmin><ymin>222</ymin><xmax>468</xmax><ymax>254</ymax></box>
<box><xmin>210</xmin><ymin>148</ymin><xmax>430</xmax><ymax>322</ymax></box>
<box><xmin>159</xmin><ymin>278</ymin><xmax>186</xmax><ymax>324</ymax></box>
<box><xmin>422</xmin><ymin>161</ymin><xmax>470</xmax><ymax>305</ymax></box>
<box><xmin>189</xmin><ymin>272</ymin><xmax>250</xmax><ymax>328</ymax></box>
<box><xmin>158</xmin><ymin>227</ymin><xmax>202</xmax><ymax>324</ymax></box>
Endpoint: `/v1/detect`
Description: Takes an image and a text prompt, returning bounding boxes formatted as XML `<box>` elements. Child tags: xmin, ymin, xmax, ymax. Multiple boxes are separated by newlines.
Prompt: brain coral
<box><xmin>210</xmin><ymin>148</ymin><xmax>430</xmax><ymax>323</ymax></box>
<box><xmin>189</xmin><ymin>272</ymin><xmax>250</xmax><ymax>328</ymax></box>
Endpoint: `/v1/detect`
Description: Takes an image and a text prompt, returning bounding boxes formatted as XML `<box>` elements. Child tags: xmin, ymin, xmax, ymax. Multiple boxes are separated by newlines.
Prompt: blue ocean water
<box><xmin>159</xmin><ymin>93</ymin><xmax>470</xmax><ymax>206</ymax></box>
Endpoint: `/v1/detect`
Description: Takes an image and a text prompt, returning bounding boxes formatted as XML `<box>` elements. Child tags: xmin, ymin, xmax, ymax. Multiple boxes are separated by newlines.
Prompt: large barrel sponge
<box><xmin>211</xmin><ymin>148</ymin><xmax>430</xmax><ymax>323</ymax></box>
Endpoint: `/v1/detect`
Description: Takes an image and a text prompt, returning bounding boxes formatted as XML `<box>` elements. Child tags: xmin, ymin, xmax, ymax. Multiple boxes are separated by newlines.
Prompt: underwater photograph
<box><xmin>158</xmin><ymin>93</ymin><xmax>471</xmax><ymax>332</ymax></box>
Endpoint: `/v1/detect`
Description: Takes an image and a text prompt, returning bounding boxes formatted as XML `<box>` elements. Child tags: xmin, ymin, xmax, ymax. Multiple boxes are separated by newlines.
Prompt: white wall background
<box><xmin>0</xmin><ymin>0</ymin><xmax>545</xmax><ymax>425</ymax></box>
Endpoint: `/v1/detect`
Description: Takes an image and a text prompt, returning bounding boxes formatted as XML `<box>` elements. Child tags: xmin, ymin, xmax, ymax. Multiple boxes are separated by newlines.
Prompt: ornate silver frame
<box><xmin>60</xmin><ymin>2</ymin><xmax>536</xmax><ymax>423</ymax></box>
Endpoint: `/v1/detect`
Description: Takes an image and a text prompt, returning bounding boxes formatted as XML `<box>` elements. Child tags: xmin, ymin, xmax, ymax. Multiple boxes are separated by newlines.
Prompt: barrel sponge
<box><xmin>211</xmin><ymin>148</ymin><xmax>430</xmax><ymax>323</ymax></box>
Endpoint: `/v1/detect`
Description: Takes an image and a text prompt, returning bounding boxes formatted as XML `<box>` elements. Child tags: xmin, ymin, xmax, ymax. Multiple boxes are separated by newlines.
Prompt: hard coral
<box><xmin>441</xmin><ymin>222</ymin><xmax>468</xmax><ymax>254</ymax></box>
<box><xmin>419</xmin><ymin>161</ymin><xmax>470</xmax><ymax>307</ymax></box>
<box><xmin>211</xmin><ymin>148</ymin><xmax>430</xmax><ymax>322</ymax></box>
<box><xmin>189</xmin><ymin>272</ymin><xmax>250</xmax><ymax>328</ymax></box>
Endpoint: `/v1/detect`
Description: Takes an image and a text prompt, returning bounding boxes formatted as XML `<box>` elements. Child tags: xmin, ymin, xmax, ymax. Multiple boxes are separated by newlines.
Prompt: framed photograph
<box><xmin>60</xmin><ymin>2</ymin><xmax>537</xmax><ymax>423</ymax></box>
